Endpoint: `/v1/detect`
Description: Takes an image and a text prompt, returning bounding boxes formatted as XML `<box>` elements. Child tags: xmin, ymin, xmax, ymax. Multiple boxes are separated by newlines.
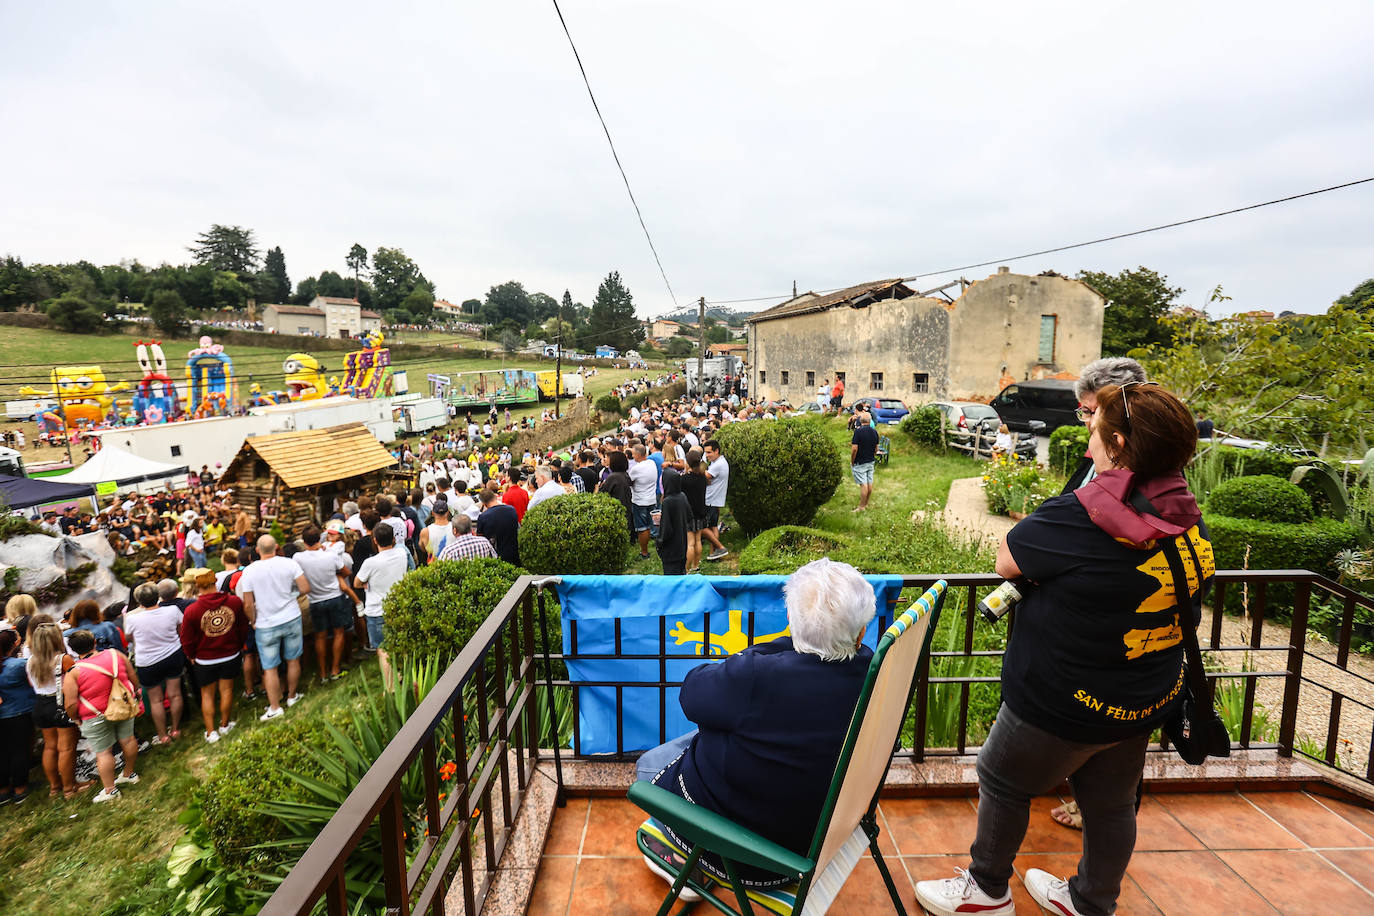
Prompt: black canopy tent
<box><xmin>0</xmin><ymin>474</ymin><xmax>98</xmax><ymax>510</ymax></box>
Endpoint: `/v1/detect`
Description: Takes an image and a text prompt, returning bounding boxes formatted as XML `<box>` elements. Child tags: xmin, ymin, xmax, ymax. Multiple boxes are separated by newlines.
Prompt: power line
<box><xmin>549</xmin><ymin>0</ymin><xmax>679</xmax><ymax>310</ymax></box>
<box><xmin>704</xmin><ymin>176</ymin><xmax>1374</xmax><ymax>307</ymax></box>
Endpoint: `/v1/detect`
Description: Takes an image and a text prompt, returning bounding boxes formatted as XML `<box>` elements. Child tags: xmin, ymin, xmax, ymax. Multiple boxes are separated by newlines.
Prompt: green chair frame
<box><xmin>875</xmin><ymin>435</ymin><xmax>891</xmax><ymax>465</ymax></box>
<box><xmin>628</xmin><ymin>579</ymin><xmax>948</xmax><ymax>916</ymax></box>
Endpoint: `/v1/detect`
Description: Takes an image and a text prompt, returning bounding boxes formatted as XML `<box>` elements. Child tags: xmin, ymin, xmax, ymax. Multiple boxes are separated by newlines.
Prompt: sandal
<box><xmin>1050</xmin><ymin>800</ymin><xmax>1083</xmax><ymax>831</ymax></box>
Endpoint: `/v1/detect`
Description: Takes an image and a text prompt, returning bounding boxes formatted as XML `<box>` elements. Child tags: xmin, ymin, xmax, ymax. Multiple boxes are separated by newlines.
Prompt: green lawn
<box><xmin>0</xmin><ymin>656</ymin><xmax>380</xmax><ymax>916</ymax></box>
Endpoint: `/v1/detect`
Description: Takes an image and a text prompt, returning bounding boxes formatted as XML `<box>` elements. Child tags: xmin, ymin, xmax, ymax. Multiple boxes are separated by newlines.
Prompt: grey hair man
<box><xmin>527</xmin><ymin>465</ymin><xmax>565</xmax><ymax>510</ymax></box>
<box><xmin>239</xmin><ymin>534</ymin><xmax>311</xmax><ymax>721</ymax></box>
<box><xmin>1062</xmin><ymin>357</ymin><xmax>1148</xmax><ymax>493</ymax></box>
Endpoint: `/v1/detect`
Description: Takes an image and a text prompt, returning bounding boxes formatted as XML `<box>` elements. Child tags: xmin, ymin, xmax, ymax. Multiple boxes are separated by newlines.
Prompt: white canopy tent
<box><xmin>51</xmin><ymin>446</ymin><xmax>189</xmax><ymax>494</ymax></box>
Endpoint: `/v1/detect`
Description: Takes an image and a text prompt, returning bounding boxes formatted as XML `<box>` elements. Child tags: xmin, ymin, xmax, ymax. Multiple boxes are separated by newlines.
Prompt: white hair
<box><xmin>784</xmin><ymin>558</ymin><xmax>876</xmax><ymax>662</ymax></box>
<box><xmin>1074</xmin><ymin>357</ymin><xmax>1147</xmax><ymax>401</ymax></box>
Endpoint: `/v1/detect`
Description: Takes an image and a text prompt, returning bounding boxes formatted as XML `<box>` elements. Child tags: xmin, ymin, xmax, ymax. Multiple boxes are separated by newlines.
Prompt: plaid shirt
<box><xmin>570</xmin><ymin>473</ymin><xmax>586</xmax><ymax>493</ymax></box>
<box><xmin>438</xmin><ymin>534</ymin><xmax>497</xmax><ymax>561</ymax></box>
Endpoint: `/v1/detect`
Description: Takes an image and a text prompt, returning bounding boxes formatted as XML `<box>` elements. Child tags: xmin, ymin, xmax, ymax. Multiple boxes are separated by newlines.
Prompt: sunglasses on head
<box><xmin>1117</xmin><ymin>380</ymin><xmax>1160</xmax><ymax>425</ymax></box>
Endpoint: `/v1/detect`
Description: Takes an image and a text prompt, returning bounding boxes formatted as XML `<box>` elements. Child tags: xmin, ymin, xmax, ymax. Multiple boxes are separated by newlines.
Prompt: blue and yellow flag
<box><xmin>555</xmin><ymin>574</ymin><xmax>906</xmax><ymax>755</ymax></box>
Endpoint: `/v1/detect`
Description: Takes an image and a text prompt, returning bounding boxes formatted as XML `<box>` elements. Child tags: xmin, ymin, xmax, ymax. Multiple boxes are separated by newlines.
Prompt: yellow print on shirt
<box><xmin>1123</xmin><ymin>614</ymin><xmax>1182</xmax><ymax>660</ymax></box>
<box><xmin>1133</xmin><ymin>525</ymin><xmax>1215</xmax><ymax>616</ymax></box>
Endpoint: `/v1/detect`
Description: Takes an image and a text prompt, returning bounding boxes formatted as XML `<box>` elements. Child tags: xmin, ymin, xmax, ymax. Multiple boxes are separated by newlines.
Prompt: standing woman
<box><xmin>124</xmin><ymin>583</ymin><xmax>187</xmax><ymax>744</ymax></box>
<box><xmin>182</xmin><ymin>570</ymin><xmax>249</xmax><ymax>743</ymax></box>
<box><xmin>185</xmin><ymin>519</ymin><xmax>207</xmax><ymax>568</ymax></box>
<box><xmin>25</xmin><ymin>621</ymin><xmax>84</xmax><ymax>798</ymax></box>
<box><xmin>596</xmin><ymin>451</ymin><xmax>634</xmax><ymax>536</ymax></box>
<box><xmin>679</xmin><ymin>448</ymin><xmax>709</xmax><ymax>574</ymax></box>
<box><xmin>64</xmin><ymin>629</ymin><xmax>141</xmax><ymax>803</ymax></box>
<box><xmin>0</xmin><ymin>630</ymin><xmax>36</xmax><ymax>805</ymax></box>
<box><xmin>916</xmin><ymin>383</ymin><xmax>1213</xmax><ymax>916</ymax></box>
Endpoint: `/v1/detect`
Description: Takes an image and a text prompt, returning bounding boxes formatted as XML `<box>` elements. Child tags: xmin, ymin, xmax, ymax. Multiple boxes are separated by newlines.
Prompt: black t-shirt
<box><xmin>476</xmin><ymin>504</ymin><xmax>520</xmax><ymax>566</ymax></box>
<box><xmin>1196</xmin><ymin>419</ymin><xmax>1214</xmax><ymax>439</ymax></box>
<box><xmin>351</xmin><ymin>535</ymin><xmax>377</xmax><ymax>570</ymax></box>
<box><xmin>851</xmin><ymin>425</ymin><xmax>880</xmax><ymax>465</ymax></box>
<box><xmin>1002</xmin><ymin>493</ymin><xmax>1213</xmax><ymax>743</ymax></box>
<box><xmin>574</xmin><ymin>466</ymin><xmax>600</xmax><ymax>495</ymax></box>
<box><xmin>680</xmin><ymin>472</ymin><xmax>708</xmax><ymax>519</ymax></box>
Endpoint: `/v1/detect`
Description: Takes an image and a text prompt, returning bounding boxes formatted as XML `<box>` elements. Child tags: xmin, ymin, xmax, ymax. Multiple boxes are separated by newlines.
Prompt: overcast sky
<box><xmin>2</xmin><ymin>1</ymin><xmax>1370</xmax><ymax>317</ymax></box>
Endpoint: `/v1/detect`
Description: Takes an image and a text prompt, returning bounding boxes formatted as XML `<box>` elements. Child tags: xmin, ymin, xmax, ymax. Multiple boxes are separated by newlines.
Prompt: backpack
<box><xmin>76</xmin><ymin>651</ymin><xmax>141</xmax><ymax>722</ymax></box>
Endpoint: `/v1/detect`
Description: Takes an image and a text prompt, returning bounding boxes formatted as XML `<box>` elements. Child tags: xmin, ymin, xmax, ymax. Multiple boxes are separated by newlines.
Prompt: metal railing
<box><xmin>263</xmin><ymin>569</ymin><xmax>1374</xmax><ymax>915</ymax></box>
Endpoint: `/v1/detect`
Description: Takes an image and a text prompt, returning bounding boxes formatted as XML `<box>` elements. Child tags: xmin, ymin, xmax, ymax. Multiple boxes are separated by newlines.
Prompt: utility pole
<box><xmin>697</xmin><ymin>296</ymin><xmax>706</xmax><ymax>398</ymax></box>
<box><xmin>554</xmin><ymin>293</ymin><xmax>564</xmax><ymax>419</ymax></box>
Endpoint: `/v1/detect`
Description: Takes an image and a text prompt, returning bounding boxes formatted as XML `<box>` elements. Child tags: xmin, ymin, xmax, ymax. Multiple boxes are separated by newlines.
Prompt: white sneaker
<box><xmin>113</xmin><ymin>772</ymin><xmax>140</xmax><ymax>786</ymax></box>
<box><xmin>915</xmin><ymin>867</ymin><xmax>1014</xmax><ymax>916</ymax></box>
<box><xmin>92</xmin><ymin>787</ymin><xmax>121</xmax><ymax>803</ymax></box>
<box><xmin>219</xmin><ymin>720</ymin><xmax>236</xmax><ymax>735</ymax></box>
<box><xmin>1024</xmin><ymin>868</ymin><xmax>1085</xmax><ymax>916</ymax></box>
<box><xmin>205</xmin><ymin>730</ymin><xmax>220</xmax><ymax>744</ymax></box>
<box><xmin>286</xmin><ymin>694</ymin><xmax>303</xmax><ymax>708</ymax></box>
<box><xmin>641</xmin><ymin>854</ymin><xmax>703</xmax><ymax>903</ymax></box>
<box><xmin>260</xmin><ymin>706</ymin><xmax>285</xmax><ymax>722</ymax></box>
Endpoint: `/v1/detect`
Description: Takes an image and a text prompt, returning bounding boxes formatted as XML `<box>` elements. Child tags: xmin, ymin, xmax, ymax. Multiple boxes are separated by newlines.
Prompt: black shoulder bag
<box><xmin>1131</xmin><ymin>492</ymin><xmax>1231</xmax><ymax>765</ymax></box>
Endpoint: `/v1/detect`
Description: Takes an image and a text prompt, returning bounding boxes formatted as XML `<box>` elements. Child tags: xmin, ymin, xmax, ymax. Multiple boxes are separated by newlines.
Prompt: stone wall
<box><xmin>510</xmin><ymin>397</ymin><xmax>596</xmax><ymax>454</ymax></box>
<box><xmin>0</xmin><ymin>311</ymin><xmax>55</xmax><ymax>329</ymax></box>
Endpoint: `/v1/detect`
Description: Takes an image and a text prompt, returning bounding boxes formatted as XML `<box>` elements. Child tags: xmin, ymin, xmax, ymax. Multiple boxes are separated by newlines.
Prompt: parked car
<box><xmin>848</xmin><ymin>397</ymin><xmax>910</xmax><ymax>425</ymax></box>
<box><xmin>796</xmin><ymin>401</ymin><xmax>826</xmax><ymax>414</ymax></box>
<box><xmin>932</xmin><ymin>401</ymin><xmax>1040</xmax><ymax>460</ymax></box>
<box><xmin>989</xmin><ymin>379</ymin><xmax>1079</xmax><ymax>432</ymax></box>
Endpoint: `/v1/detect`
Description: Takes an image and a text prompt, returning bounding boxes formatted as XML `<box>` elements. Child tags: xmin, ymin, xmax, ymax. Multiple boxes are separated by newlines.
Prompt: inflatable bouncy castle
<box><xmin>282</xmin><ymin>353</ymin><xmax>328</xmax><ymax>400</ymax></box>
<box><xmin>131</xmin><ymin>341</ymin><xmax>179</xmax><ymax>424</ymax></box>
<box><xmin>342</xmin><ymin>332</ymin><xmax>395</xmax><ymax>398</ymax></box>
<box><xmin>21</xmin><ymin>366</ymin><xmax>130</xmax><ymax>432</ymax></box>
<box><xmin>186</xmin><ymin>336</ymin><xmax>236</xmax><ymax>416</ymax></box>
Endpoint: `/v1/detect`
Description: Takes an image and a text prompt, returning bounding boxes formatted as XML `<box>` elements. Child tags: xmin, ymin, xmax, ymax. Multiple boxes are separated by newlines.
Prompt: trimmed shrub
<box><xmin>519</xmin><ymin>492</ymin><xmax>630</xmax><ymax>575</ymax></box>
<box><xmin>715</xmin><ymin>418</ymin><xmax>843</xmax><ymax>534</ymax></box>
<box><xmin>197</xmin><ymin>711</ymin><xmax>339</xmax><ymax>865</ymax></box>
<box><xmin>738</xmin><ymin>525</ymin><xmax>852</xmax><ymax>574</ymax></box>
<box><xmin>899</xmin><ymin>406</ymin><xmax>945</xmax><ymax>449</ymax></box>
<box><xmin>1205</xmin><ymin>513</ymin><xmax>1361</xmax><ymax>615</ymax></box>
<box><xmin>1208</xmin><ymin>475</ymin><xmax>1312</xmax><ymax>524</ymax></box>
<box><xmin>383</xmin><ymin>557</ymin><xmax>523</xmax><ymax>664</ymax></box>
<box><xmin>1049</xmin><ymin>425</ymin><xmax>1090</xmax><ymax>475</ymax></box>
<box><xmin>594</xmin><ymin>393</ymin><xmax>622</xmax><ymax>415</ymax></box>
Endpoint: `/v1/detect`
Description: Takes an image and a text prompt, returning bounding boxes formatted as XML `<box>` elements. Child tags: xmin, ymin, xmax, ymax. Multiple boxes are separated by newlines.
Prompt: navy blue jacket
<box><xmin>0</xmin><ymin>656</ymin><xmax>36</xmax><ymax>719</ymax></box>
<box><xmin>653</xmin><ymin>637</ymin><xmax>871</xmax><ymax>870</ymax></box>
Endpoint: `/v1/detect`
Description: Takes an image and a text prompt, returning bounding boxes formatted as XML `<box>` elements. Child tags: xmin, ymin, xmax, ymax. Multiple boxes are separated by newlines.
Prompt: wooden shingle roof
<box><xmin>746</xmin><ymin>279</ymin><xmax>915</xmax><ymax>324</ymax></box>
<box><xmin>225</xmin><ymin>422</ymin><xmax>396</xmax><ymax>488</ymax></box>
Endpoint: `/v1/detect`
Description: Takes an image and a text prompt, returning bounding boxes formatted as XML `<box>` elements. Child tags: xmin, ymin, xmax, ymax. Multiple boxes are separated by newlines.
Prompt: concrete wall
<box><xmin>945</xmin><ymin>271</ymin><xmax>1103</xmax><ymax>400</ymax></box>
<box><xmin>749</xmin><ymin>296</ymin><xmax>951</xmax><ymax>406</ymax></box>
<box><xmin>263</xmin><ymin>307</ymin><xmax>326</xmax><ymax>336</ymax></box>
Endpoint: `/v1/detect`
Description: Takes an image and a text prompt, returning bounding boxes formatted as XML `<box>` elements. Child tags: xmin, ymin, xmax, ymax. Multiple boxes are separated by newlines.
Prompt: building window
<box><xmin>781</xmin><ymin>370</ymin><xmax>790</xmax><ymax>385</ymax></box>
<box><xmin>912</xmin><ymin>372</ymin><xmax>929</xmax><ymax>393</ymax></box>
<box><xmin>1038</xmin><ymin>315</ymin><xmax>1057</xmax><ymax>363</ymax></box>
<box><xmin>870</xmin><ymin>372</ymin><xmax>883</xmax><ymax>390</ymax></box>
<box><xmin>835</xmin><ymin>371</ymin><xmax>845</xmax><ymax>383</ymax></box>
<box><xmin>170</xmin><ymin>445</ymin><xmax>182</xmax><ymax>457</ymax></box>
<box><xmin>806</xmin><ymin>370</ymin><xmax>815</xmax><ymax>387</ymax></box>
<box><xmin>760</xmin><ymin>370</ymin><xmax>766</xmax><ymax>385</ymax></box>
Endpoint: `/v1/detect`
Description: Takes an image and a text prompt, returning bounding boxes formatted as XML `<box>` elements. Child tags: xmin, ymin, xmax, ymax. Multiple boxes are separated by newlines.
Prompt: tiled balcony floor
<box><xmin>529</xmin><ymin>790</ymin><xmax>1374</xmax><ymax>914</ymax></box>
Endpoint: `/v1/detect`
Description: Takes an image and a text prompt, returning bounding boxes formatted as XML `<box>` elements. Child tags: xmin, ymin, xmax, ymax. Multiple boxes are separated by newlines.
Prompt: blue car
<box><xmin>849</xmin><ymin>397</ymin><xmax>910</xmax><ymax>424</ymax></box>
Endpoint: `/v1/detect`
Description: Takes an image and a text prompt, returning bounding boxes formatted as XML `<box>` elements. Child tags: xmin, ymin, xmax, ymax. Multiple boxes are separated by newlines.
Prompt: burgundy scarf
<box><xmin>1074</xmin><ymin>469</ymin><xmax>1201</xmax><ymax>550</ymax></box>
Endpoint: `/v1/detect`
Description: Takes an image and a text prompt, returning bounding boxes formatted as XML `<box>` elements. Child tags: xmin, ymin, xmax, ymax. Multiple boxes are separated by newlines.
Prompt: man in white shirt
<box><xmin>354</xmin><ymin>523</ymin><xmax>409</xmax><ymax>685</ymax></box>
<box><xmin>703</xmin><ymin>439</ymin><xmax>730</xmax><ymax>561</ymax></box>
<box><xmin>295</xmin><ymin>526</ymin><xmax>357</xmax><ymax>684</ymax></box>
<box><xmin>527</xmin><ymin>466</ymin><xmax>566</xmax><ymax>510</ymax></box>
<box><xmin>627</xmin><ymin>444</ymin><xmax>659</xmax><ymax>560</ymax></box>
<box><xmin>239</xmin><ymin>535</ymin><xmax>311</xmax><ymax>720</ymax></box>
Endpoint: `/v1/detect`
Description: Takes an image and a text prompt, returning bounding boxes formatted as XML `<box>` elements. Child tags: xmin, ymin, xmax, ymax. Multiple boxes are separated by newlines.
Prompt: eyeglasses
<box><xmin>1075</xmin><ymin>405</ymin><xmax>1095</xmax><ymax>424</ymax></box>
<box><xmin>1118</xmin><ymin>381</ymin><xmax>1161</xmax><ymax>426</ymax></box>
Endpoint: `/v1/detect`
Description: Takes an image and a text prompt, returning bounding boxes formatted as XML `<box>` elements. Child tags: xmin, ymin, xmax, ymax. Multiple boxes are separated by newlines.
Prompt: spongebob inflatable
<box><xmin>282</xmin><ymin>353</ymin><xmax>328</xmax><ymax>400</ymax></box>
<box><xmin>21</xmin><ymin>366</ymin><xmax>130</xmax><ymax>430</ymax></box>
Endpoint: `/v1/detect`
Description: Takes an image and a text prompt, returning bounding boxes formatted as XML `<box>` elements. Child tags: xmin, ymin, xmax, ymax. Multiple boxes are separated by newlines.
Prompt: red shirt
<box><xmin>502</xmin><ymin>485</ymin><xmax>529</xmax><ymax>522</ymax></box>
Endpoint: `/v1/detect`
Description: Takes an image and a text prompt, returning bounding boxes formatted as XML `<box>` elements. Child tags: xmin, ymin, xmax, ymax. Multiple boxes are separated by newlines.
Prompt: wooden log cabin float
<box><xmin>222</xmin><ymin>422</ymin><xmax>398</xmax><ymax>536</ymax></box>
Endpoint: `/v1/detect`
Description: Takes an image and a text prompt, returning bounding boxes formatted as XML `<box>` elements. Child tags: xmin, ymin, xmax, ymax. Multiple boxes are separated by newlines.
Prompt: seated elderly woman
<box><xmin>635</xmin><ymin>558</ymin><xmax>877</xmax><ymax>894</ymax></box>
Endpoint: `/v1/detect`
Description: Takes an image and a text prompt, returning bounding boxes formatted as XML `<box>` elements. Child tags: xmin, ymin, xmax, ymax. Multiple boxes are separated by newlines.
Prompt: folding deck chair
<box><xmin>628</xmin><ymin>579</ymin><xmax>948</xmax><ymax>916</ymax></box>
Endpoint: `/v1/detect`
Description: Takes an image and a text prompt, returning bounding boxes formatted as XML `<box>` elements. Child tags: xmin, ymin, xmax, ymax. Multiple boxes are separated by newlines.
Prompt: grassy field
<box><xmin>0</xmin><ymin>654</ymin><xmax>381</xmax><ymax>916</ymax></box>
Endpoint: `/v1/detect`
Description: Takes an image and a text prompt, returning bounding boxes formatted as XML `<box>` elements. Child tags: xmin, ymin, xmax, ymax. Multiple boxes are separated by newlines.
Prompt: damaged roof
<box><xmin>746</xmin><ymin>279</ymin><xmax>917</xmax><ymax>324</ymax></box>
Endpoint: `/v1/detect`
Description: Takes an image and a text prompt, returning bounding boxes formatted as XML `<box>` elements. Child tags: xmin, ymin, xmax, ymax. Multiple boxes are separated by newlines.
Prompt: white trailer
<box><xmin>560</xmin><ymin>372</ymin><xmax>585</xmax><ymax>397</ymax></box>
<box><xmin>392</xmin><ymin>397</ymin><xmax>448</xmax><ymax>434</ymax></box>
<box><xmin>249</xmin><ymin>396</ymin><xmax>395</xmax><ymax>441</ymax></box>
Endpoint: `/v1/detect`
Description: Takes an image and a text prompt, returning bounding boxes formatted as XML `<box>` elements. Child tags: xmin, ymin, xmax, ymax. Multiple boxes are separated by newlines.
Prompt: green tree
<box><xmin>579</xmin><ymin>271</ymin><xmax>642</xmax><ymax>352</ymax></box>
<box><xmin>665</xmin><ymin>336</ymin><xmax>694</xmax><ymax>358</ymax></box>
<box><xmin>543</xmin><ymin>316</ymin><xmax>575</xmax><ymax>343</ymax></box>
<box><xmin>500</xmin><ymin>329</ymin><xmax>521</xmax><ymax>353</ymax></box>
<box><xmin>371</xmin><ymin>247</ymin><xmax>427</xmax><ymax>313</ymax></box>
<box><xmin>529</xmin><ymin>292</ymin><xmax>559</xmax><ymax>322</ymax></box>
<box><xmin>345</xmin><ymin>243</ymin><xmax>368</xmax><ymax>299</ymax></box>
<box><xmin>1335</xmin><ymin>278</ymin><xmax>1374</xmax><ymax>312</ymax></box>
<box><xmin>0</xmin><ymin>256</ymin><xmax>45</xmax><ymax>311</ymax></box>
<box><xmin>46</xmin><ymin>293</ymin><xmax>106</xmax><ymax>333</ymax></box>
<box><xmin>148</xmin><ymin>289</ymin><xmax>189</xmax><ymax>334</ymax></box>
<box><xmin>705</xmin><ymin>325</ymin><xmax>730</xmax><ymax>344</ymax></box>
<box><xmin>460</xmin><ymin>298</ymin><xmax>481</xmax><ymax>316</ymax></box>
<box><xmin>1077</xmin><ymin>266</ymin><xmax>1182</xmax><ymax>355</ymax></box>
<box><xmin>188</xmin><ymin>224</ymin><xmax>261</xmax><ymax>273</ymax></box>
<box><xmin>293</xmin><ymin>276</ymin><xmax>318</xmax><ymax>305</ymax></box>
<box><xmin>262</xmin><ymin>246</ymin><xmax>290</xmax><ymax>303</ymax></box>
<box><xmin>483</xmin><ymin>281</ymin><xmax>531</xmax><ymax>326</ymax></box>
<box><xmin>401</xmin><ymin>284</ymin><xmax>435</xmax><ymax>322</ymax></box>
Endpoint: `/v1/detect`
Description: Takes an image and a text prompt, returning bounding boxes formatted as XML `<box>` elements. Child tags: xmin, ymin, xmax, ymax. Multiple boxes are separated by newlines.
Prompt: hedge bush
<box><xmin>382</xmin><ymin>557</ymin><xmax>524</xmax><ymax>665</ymax></box>
<box><xmin>594</xmin><ymin>393</ymin><xmax>622</xmax><ymax>415</ymax></box>
<box><xmin>1208</xmin><ymin>475</ymin><xmax>1313</xmax><ymax>524</ymax></box>
<box><xmin>737</xmin><ymin>525</ymin><xmax>853</xmax><ymax>574</ymax></box>
<box><xmin>899</xmin><ymin>406</ymin><xmax>945</xmax><ymax>449</ymax></box>
<box><xmin>197</xmin><ymin>711</ymin><xmax>341</xmax><ymax>865</ymax></box>
<box><xmin>1049</xmin><ymin>425</ymin><xmax>1090</xmax><ymax>475</ymax></box>
<box><xmin>715</xmin><ymin>418</ymin><xmax>843</xmax><ymax>534</ymax></box>
<box><xmin>519</xmin><ymin>492</ymin><xmax>630</xmax><ymax>575</ymax></box>
<box><xmin>1205</xmin><ymin>513</ymin><xmax>1361</xmax><ymax>615</ymax></box>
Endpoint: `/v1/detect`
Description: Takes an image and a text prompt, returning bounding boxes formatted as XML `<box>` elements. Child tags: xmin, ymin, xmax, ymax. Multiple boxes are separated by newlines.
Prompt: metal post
<box><xmin>53</xmin><ymin>368</ymin><xmax>74</xmax><ymax>467</ymax></box>
<box><xmin>1277</xmin><ymin>579</ymin><xmax>1311</xmax><ymax>757</ymax></box>
<box><xmin>555</xmin><ymin>294</ymin><xmax>563</xmax><ymax>419</ymax></box>
<box><xmin>696</xmin><ymin>296</ymin><xmax>705</xmax><ymax>396</ymax></box>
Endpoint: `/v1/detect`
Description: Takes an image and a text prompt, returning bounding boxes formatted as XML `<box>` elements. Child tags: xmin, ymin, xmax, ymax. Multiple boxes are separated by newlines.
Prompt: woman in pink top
<box><xmin>63</xmin><ymin>630</ymin><xmax>141</xmax><ymax>803</ymax></box>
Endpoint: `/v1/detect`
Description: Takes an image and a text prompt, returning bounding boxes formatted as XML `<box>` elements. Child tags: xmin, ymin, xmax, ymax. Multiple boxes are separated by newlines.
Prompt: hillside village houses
<box><xmin>746</xmin><ymin>267</ymin><xmax>1105</xmax><ymax>405</ymax></box>
<box><xmin>261</xmin><ymin>295</ymin><xmax>383</xmax><ymax>338</ymax></box>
